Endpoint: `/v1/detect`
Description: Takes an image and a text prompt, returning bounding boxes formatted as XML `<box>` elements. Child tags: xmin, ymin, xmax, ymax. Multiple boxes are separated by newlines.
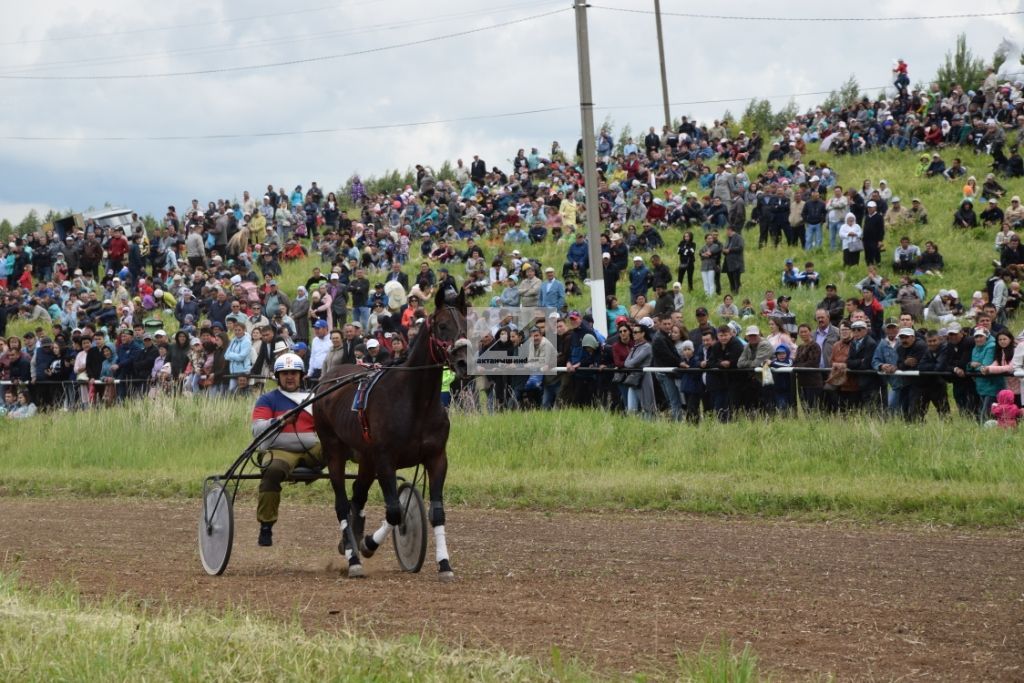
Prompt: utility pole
<box><xmin>573</xmin><ymin>0</ymin><xmax>607</xmax><ymax>336</ymax></box>
<box><xmin>654</xmin><ymin>0</ymin><xmax>671</xmax><ymax>131</ymax></box>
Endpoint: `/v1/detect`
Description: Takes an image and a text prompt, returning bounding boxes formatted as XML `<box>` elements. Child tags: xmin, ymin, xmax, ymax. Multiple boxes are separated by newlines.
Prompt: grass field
<box><xmin>0</xmin><ymin>571</ymin><xmax>761</xmax><ymax>682</ymax></box>
<box><xmin>2</xmin><ymin>398</ymin><xmax>1021</xmax><ymax>526</ymax></box>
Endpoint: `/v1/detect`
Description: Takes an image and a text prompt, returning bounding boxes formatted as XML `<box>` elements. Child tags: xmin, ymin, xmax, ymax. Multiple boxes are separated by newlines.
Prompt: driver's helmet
<box><xmin>273</xmin><ymin>353</ymin><xmax>305</xmax><ymax>376</ymax></box>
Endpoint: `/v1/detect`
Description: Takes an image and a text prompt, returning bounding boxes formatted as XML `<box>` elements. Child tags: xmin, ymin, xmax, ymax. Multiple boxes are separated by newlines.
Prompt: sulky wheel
<box><xmin>198</xmin><ymin>481</ymin><xmax>234</xmax><ymax>576</ymax></box>
<box><xmin>392</xmin><ymin>482</ymin><xmax>427</xmax><ymax>573</ymax></box>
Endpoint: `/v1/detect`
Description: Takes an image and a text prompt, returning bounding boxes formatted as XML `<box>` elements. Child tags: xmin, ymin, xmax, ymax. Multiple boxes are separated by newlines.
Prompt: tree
<box><xmin>934</xmin><ymin>33</ymin><xmax>987</xmax><ymax>93</ymax></box>
<box><xmin>992</xmin><ymin>39</ymin><xmax>1014</xmax><ymax>73</ymax></box>
<box><xmin>739</xmin><ymin>99</ymin><xmax>775</xmax><ymax>135</ymax></box>
<box><xmin>615</xmin><ymin>123</ymin><xmax>633</xmax><ymax>155</ymax></box>
<box><xmin>436</xmin><ymin>160</ymin><xmax>456</xmax><ymax>183</ymax></box>
<box><xmin>820</xmin><ymin>75</ymin><xmax>863</xmax><ymax>112</ymax></box>
<box><xmin>0</xmin><ymin>218</ymin><xmax>12</xmax><ymax>241</ymax></box>
<box><xmin>17</xmin><ymin>209</ymin><xmax>40</xmax><ymax>235</ymax></box>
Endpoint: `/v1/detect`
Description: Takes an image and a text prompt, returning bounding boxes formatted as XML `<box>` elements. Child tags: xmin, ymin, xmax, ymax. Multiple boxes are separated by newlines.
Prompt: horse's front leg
<box><xmin>360</xmin><ymin>459</ymin><xmax>402</xmax><ymax>560</ymax></box>
<box><xmin>327</xmin><ymin>457</ymin><xmax>363</xmax><ymax>578</ymax></box>
<box><xmin>426</xmin><ymin>450</ymin><xmax>454</xmax><ymax>581</ymax></box>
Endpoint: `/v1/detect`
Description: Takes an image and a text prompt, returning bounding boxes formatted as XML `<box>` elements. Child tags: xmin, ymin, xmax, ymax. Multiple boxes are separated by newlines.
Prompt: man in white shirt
<box><xmin>307</xmin><ymin>319</ymin><xmax>332</xmax><ymax>381</ymax></box>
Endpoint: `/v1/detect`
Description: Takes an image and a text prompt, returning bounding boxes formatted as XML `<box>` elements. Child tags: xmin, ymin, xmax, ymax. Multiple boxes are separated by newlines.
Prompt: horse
<box><xmin>312</xmin><ymin>285</ymin><xmax>469</xmax><ymax>580</ymax></box>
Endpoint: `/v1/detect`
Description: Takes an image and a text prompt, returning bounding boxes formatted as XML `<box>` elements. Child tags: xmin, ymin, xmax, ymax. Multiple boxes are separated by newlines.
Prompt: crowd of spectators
<box><xmin>2</xmin><ymin>69</ymin><xmax>1024</xmax><ymax>423</ymax></box>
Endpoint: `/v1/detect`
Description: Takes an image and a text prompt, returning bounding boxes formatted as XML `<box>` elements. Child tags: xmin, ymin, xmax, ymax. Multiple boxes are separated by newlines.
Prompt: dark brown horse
<box><xmin>312</xmin><ymin>286</ymin><xmax>468</xmax><ymax>580</ymax></box>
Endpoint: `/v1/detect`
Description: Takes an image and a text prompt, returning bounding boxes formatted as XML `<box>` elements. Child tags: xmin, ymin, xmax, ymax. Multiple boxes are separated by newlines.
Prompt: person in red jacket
<box><xmin>106</xmin><ymin>229</ymin><xmax>129</xmax><ymax>275</ymax></box>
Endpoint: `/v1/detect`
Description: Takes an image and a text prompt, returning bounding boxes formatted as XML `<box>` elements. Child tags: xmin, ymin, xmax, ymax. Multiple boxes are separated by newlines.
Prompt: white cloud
<box><xmin>0</xmin><ymin>0</ymin><xmax>1020</xmax><ymax>217</ymax></box>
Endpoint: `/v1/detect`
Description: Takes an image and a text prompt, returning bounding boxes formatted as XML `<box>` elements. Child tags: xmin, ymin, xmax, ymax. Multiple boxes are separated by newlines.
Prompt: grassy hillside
<box><xmin>7</xmin><ymin>148</ymin><xmax>1023</xmax><ymax>342</ymax></box>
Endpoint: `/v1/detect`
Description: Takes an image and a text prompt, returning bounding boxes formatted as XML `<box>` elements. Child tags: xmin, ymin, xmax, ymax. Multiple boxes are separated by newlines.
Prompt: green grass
<box><xmin>0</xmin><ymin>571</ymin><xmax>764</xmax><ymax>682</ymax></box>
<box><xmin>2</xmin><ymin>398</ymin><xmax>1022</xmax><ymax>526</ymax></box>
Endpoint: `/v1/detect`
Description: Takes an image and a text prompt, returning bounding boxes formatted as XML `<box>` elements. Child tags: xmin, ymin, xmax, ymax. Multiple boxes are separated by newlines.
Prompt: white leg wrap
<box><xmin>433</xmin><ymin>525</ymin><xmax>449</xmax><ymax>564</ymax></box>
<box><xmin>339</xmin><ymin>519</ymin><xmax>348</xmax><ymax>532</ymax></box>
<box><xmin>371</xmin><ymin>520</ymin><xmax>391</xmax><ymax>545</ymax></box>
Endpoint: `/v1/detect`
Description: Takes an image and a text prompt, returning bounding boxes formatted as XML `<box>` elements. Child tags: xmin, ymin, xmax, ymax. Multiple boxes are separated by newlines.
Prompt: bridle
<box><xmin>426</xmin><ymin>304</ymin><xmax>468</xmax><ymax>369</ymax></box>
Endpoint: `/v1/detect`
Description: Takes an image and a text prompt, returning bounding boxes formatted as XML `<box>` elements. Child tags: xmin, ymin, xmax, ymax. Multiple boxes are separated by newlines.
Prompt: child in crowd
<box><xmin>991</xmin><ymin>389</ymin><xmax>1021</xmax><ymax>429</ymax></box>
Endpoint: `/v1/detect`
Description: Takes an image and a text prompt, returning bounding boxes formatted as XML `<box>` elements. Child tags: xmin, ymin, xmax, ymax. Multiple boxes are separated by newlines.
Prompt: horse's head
<box><xmin>431</xmin><ymin>285</ymin><xmax>470</xmax><ymax>380</ymax></box>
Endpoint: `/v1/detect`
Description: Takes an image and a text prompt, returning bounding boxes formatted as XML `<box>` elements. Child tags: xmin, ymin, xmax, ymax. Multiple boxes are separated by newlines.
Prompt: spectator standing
<box><xmin>862</xmin><ymin>201</ymin><xmax>885</xmax><ymax>266</ymax></box>
<box><xmin>722</xmin><ymin>225</ymin><xmax>745</xmax><ymax>294</ymax></box>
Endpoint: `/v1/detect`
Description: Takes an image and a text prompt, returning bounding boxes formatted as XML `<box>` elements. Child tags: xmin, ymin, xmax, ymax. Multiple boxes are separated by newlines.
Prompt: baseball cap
<box><xmin>330</xmin><ymin>273</ymin><xmax>339</xmax><ymax>279</ymax></box>
<box><xmin>544</xmin><ymin>267</ymin><xmax>555</xmax><ymax>274</ymax></box>
<box><xmin>568</xmin><ymin>310</ymin><xmax>581</xmax><ymax>320</ymax></box>
<box><xmin>867</xmin><ymin>201</ymin><xmax>877</xmax><ymax>207</ymax></box>
<box><xmin>892</xmin><ymin>197</ymin><xmax>901</xmax><ymax>203</ymax></box>
<box><xmin>615</xmin><ymin>315</ymin><xmax>629</xmax><ymax>325</ymax></box>
<box><xmin>973</xmin><ymin>328</ymin><xmax>989</xmax><ymax>338</ymax></box>
<box><xmin>511</xmin><ymin>249</ymin><xmax>521</xmax><ymax>256</ymax></box>
<box><xmin>745</xmin><ymin>325</ymin><xmax>761</xmax><ymax>336</ymax></box>
<box><xmin>638</xmin><ymin>316</ymin><xmax>654</xmax><ymax>329</ymax></box>
<box><xmin>695</xmin><ymin>307</ymin><xmax>708</xmax><ymax>316</ymax></box>
<box><xmin>313</xmin><ymin>319</ymin><xmax>329</xmax><ymax>329</ymax></box>
<box><xmin>898</xmin><ymin>328</ymin><xmax>916</xmax><ymax>337</ymax></box>
<box><xmin>293</xmin><ymin>342</ymin><xmax>308</xmax><ymax>352</ymax></box>
<box><xmin>633</xmin><ymin>256</ymin><xmax>643</xmax><ymax>262</ymax></box>
<box><xmin>269</xmin><ymin>279</ymin><xmax>278</xmax><ymax>286</ymax></box>
<box><xmin>365</xmin><ymin>338</ymin><xmax>380</xmax><ymax>349</ymax></box>
<box><xmin>851</xmin><ymin>320</ymin><xmax>868</xmax><ymax>330</ymax></box>
<box><xmin>884</xmin><ymin>318</ymin><xmax>899</xmax><ymax>328</ymax></box>
<box><xmin>825</xmin><ymin>283</ymin><xmax>837</xmax><ymax>290</ymax></box>
<box><xmin>947</xmin><ymin>322</ymin><xmax>963</xmax><ymax>334</ymax></box>
<box><xmin>154</xmin><ymin>329</ymin><xmax>167</xmax><ymax>337</ymax></box>
<box><xmin>602</xmin><ymin>252</ymin><xmax>611</xmax><ymax>259</ymax></box>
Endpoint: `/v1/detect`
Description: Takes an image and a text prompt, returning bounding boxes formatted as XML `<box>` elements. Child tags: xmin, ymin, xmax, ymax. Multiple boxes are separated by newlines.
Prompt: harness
<box><xmin>350</xmin><ymin>306</ymin><xmax>467</xmax><ymax>445</ymax></box>
<box><xmin>350</xmin><ymin>369</ymin><xmax>385</xmax><ymax>443</ymax></box>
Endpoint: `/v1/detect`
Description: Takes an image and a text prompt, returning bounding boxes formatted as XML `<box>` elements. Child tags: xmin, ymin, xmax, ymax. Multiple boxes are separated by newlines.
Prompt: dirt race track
<box><xmin>1</xmin><ymin>499</ymin><xmax>1022</xmax><ymax>681</ymax></box>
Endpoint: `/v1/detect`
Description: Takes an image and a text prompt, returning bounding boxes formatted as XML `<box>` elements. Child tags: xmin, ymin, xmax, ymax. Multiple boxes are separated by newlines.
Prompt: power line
<box><xmin>0</xmin><ymin>0</ymin><xmax>377</xmax><ymax>48</ymax></box>
<box><xmin>0</xmin><ymin>7</ymin><xmax>568</xmax><ymax>80</ymax></box>
<box><xmin>591</xmin><ymin>4</ymin><xmax>1024</xmax><ymax>22</ymax></box>
<box><xmin>0</xmin><ymin>0</ymin><xmax>560</xmax><ymax>75</ymax></box>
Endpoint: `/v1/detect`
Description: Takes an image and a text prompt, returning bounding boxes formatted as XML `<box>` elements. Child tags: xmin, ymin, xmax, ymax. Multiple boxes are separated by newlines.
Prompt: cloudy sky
<box><xmin>1</xmin><ymin>0</ymin><xmax>1020</xmax><ymax>223</ymax></box>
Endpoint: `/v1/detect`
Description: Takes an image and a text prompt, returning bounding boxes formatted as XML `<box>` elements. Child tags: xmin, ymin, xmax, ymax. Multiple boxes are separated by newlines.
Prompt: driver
<box><xmin>251</xmin><ymin>353</ymin><xmax>322</xmax><ymax>547</ymax></box>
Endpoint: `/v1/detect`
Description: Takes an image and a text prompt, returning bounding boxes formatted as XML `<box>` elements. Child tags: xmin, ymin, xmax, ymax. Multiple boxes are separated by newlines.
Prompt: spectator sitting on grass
<box><xmin>893</xmin><ymin>237</ymin><xmax>921</xmax><ymax>273</ymax></box>
<box><xmin>924</xmin><ymin>153</ymin><xmax>946</xmax><ymax>178</ymax></box>
<box><xmin>953</xmin><ymin>200</ymin><xmax>978</xmax><ymax>229</ymax></box>
<box><xmin>781</xmin><ymin>260</ymin><xmax>801</xmax><ymax>288</ymax></box>
<box><xmin>980</xmin><ymin>198</ymin><xmax>1004</xmax><ymax>228</ymax></box>
<box><xmin>7</xmin><ymin>390</ymin><xmax>36</xmax><ymax>419</ymax></box>
<box><xmin>799</xmin><ymin>262</ymin><xmax>820</xmax><ymax>288</ymax></box>
<box><xmin>908</xmin><ymin>198</ymin><xmax>929</xmax><ymax>225</ymax></box>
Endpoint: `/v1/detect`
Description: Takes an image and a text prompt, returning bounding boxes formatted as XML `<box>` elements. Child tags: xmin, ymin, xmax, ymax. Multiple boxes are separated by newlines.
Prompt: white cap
<box><xmin>898</xmin><ymin>328</ymin><xmax>916</xmax><ymax>337</ymax></box>
<box><xmin>633</xmin><ymin>256</ymin><xmax>643</xmax><ymax>262</ymax></box>
<box><xmin>602</xmin><ymin>252</ymin><xmax>611</xmax><ymax>259</ymax></box>
<box><xmin>867</xmin><ymin>201</ymin><xmax>877</xmax><ymax>208</ymax></box>
<box><xmin>154</xmin><ymin>329</ymin><xmax>167</xmax><ymax>337</ymax></box>
<box><xmin>638</xmin><ymin>316</ymin><xmax>654</xmax><ymax>328</ymax></box>
<box><xmin>365</xmin><ymin>338</ymin><xmax>380</xmax><ymax>348</ymax></box>
<box><xmin>512</xmin><ymin>249</ymin><xmax>521</xmax><ymax>256</ymax></box>
<box><xmin>745</xmin><ymin>325</ymin><xmax>761</xmax><ymax>336</ymax></box>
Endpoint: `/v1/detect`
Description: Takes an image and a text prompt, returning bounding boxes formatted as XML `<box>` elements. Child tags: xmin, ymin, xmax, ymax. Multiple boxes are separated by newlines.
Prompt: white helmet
<box><xmin>273</xmin><ymin>353</ymin><xmax>305</xmax><ymax>375</ymax></box>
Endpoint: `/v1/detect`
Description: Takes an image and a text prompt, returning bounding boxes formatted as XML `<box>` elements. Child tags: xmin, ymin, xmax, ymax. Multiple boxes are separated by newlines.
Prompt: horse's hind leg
<box><xmin>323</xmin><ymin>438</ymin><xmax>363</xmax><ymax>579</ymax></box>
<box><xmin>426</xmin><ymin>449</ymin><xmax>454</xmax><ymax>581</ymax></box>
<box><xmin>351</xmin><ymin>459</ymin><xmax>383</xmax><ymax>558</ymax></box>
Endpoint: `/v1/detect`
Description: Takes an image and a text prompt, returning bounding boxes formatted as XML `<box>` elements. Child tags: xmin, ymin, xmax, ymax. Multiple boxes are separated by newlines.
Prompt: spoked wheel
<box><xmin>392</xmin><ymin>482</ymin><xmax>427</xmax><ymax>573</ymax></box>
<box><xmin>198</xmin><ymin>481</ymin><xmax>234</xmax><ymax>576</ymax></box>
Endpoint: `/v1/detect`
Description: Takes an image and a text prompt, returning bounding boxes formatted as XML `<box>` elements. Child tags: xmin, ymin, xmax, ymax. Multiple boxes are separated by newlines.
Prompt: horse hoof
<box><xmin>347</xmin><ymin>564</ymin><xmax>365</xmax><ymax>579</ymax></box>
<box><xmin>438</xmin><ymin>570</ymin><xmax>455</xmax><ymax>583</ymax></box>
<box><xmin>359</xmin><ymin>536</ymin><xmax>376</xmax><ymax>559</ymax></box>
